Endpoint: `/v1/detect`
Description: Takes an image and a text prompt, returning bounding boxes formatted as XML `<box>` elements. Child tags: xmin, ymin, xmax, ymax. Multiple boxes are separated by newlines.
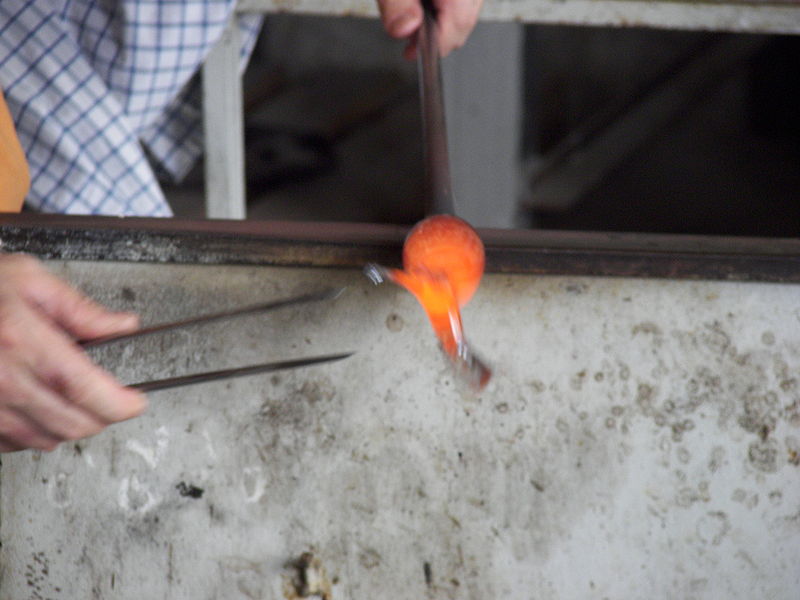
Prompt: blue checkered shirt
<box><xmin>0</xmin><ymin>1</ymin><xmax>262</xmax><ymax>216</ymax></box>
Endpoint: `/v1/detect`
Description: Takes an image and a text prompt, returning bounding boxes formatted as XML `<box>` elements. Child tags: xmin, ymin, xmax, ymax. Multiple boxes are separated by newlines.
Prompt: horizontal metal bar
<box><xmin>2</xmin><ymin>214</ymin><xmax>800</xmax><ymax>282</ymax></box>
<box><xmin>236</xmin><ymin>0</ymin><xmax>800</xmax><ymax>35</ymax></box>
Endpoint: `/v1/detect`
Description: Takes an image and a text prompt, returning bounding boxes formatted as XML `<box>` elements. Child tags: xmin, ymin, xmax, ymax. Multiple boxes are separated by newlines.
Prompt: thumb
<box><xmin>376</xmin><ymin>0</ymin><xmax>423</xmax><ymax>40</ymax></box>
<box><xmin>15</xmin><ymin>258</ymin><xmax>139</xmax><ymax>340</ymax></box>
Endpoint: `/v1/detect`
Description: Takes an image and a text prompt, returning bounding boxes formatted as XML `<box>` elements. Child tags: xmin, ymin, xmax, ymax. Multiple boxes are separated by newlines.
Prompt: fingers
<box><xmin>378</xmin><ymin>0</ymin><xmax>483</xmax><ymax>59</ymax></box>
<box><xmin>0</xmin><ymin>253</ymin><xmax>140</xmax><ymax>341</ymax></box>
<box><xmin>0</xmin><ymin>254</ymin><xmax>148</xmax><ymax>452</ymax></box>
<box><xmin>0</xmin><ymin>405</ymin><xmax>60</xmax><ymax>452</ymax></box>
<box><xmin>0</xmin><ymin>306</ymin><xmax>147</xmax><ymax>449</ymax></box>
<box><xmin>377</xmin><ymin>0</ymin><xmax>423</xmax><ymax>41</ymax></box>
<box><xmin>0</xmin><ymin>349</ymin><xmax>94</xmax><ymax>452</ymax></box>
<box><xmin>48</xmin><ymin>355</ymin><xmax>149</xmax><ymax>425</ymax></box>
<box><xmin>0</xmin><ymin>296</ymin><xmax>148</xmax><ymax>425</ymax></box>
<box><xmin>0</xmin><ymin>349</ymin><xmax>108</xmax><ymax>439</ymax></box>
<box><xmin>403</xmin><ymin>37</ymin><xmax>419</xmax><ymax>62</ymax></box>
<box><xmin>433</xmin><ymin>0</ymin><xmax>482</xmax><ymax>56</ymax></box>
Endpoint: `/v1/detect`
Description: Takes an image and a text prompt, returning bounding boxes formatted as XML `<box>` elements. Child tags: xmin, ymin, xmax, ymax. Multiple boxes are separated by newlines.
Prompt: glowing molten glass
<box><xmin>366</xmin><ymin>214</ymin><xmax>491</xmax><ymax>390</ymax></box>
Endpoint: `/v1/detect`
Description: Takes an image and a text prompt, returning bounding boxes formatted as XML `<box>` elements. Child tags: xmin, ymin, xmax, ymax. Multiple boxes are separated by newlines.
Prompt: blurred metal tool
<box><xmin>418</xmin><ymin>0</ymin><xmax>455</xmax><ymax>216</ymax></box>
<box><xmin>81</xmin><ymin>287</ymin><xmax>353</xmax><ymax>392</ymax></box>
<box><xmin>82</xmin><ymin>287</ymin><xmax>344</xmax><ymax>348</ymax></box>
<box><xmin>128</xmin><ymin>353</ymin><xmax>353</xmax><ymax>392</ymax></box>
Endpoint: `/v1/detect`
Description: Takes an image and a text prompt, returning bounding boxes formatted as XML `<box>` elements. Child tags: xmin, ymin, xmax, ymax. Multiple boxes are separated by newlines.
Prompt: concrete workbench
<box><xmin>1</xmin><ymin>216</ymin><xmax>799</xmax><ymax>598</ymax></box>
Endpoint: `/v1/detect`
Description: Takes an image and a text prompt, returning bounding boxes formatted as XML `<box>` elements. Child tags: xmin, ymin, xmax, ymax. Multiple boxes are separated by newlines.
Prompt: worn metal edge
<box><xmin>1</xmin><ymin>214</ymin><xmax>799</xmax><ymax>282</ymax></box>
<box><xmin>237</xmin><ymin>0</ymin><xmax>800</xmax><ymax>35</ymax></box>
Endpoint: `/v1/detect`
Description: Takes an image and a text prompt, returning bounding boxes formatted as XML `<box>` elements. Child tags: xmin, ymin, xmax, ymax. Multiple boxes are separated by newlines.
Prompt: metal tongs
<box><xmin>81</xmin><ymin>288</ymin><xmax>352</xmax><ymax>392</ymax></box>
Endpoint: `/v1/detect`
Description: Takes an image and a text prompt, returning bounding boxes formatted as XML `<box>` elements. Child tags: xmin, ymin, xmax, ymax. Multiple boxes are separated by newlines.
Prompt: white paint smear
<box><xmin>126</xmin><ymin>426</ymin><xmax>170</xmax><ymax>468</ymax></box>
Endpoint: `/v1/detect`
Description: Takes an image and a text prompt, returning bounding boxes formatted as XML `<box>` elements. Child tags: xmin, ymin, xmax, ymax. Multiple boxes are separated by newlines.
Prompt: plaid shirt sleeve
<box><xmin>0</xmin><ymin>0</ymin><xmax>262</xmax><ymax>216</ymax></box>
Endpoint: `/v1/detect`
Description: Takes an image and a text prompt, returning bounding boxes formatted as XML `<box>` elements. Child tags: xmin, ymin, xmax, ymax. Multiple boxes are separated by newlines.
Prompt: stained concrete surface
<box><xmin>1</xmin><ymin>261</ymin><xmax>800</xmax><ymax>598</ymax></box>
<box><xmin>5</xmin><ymin>19</ymin><xmax>800</xmax><ymax>600</ymax></box>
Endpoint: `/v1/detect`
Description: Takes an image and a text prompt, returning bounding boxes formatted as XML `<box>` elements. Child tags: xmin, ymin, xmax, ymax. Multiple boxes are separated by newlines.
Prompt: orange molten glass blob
<box><xmin>365</xmin><ymin>214</ymin><xmax>491</xmax><ymax>389</ymax></box>
<box><xmin>402</xmin><ymin>214</ymin><xmax>485</xmax><ymax>308</ymax></box>
<box><xmin>384</xmin><ymin>214</ymin><xmax>485</xmax><ymax>358</ymax></box>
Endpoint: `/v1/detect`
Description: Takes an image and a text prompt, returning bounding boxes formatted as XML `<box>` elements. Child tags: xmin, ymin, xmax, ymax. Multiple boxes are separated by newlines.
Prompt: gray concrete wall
<box><xmin>2</xmin><ymin>260</ymin><xmax>800</xmax><ymax>598</ymax></box>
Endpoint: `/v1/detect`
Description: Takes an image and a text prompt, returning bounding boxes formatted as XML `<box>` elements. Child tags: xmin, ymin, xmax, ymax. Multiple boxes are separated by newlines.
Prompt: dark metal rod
<box><xmin>128</xmin><ymin>353</ymin><xmax>354</xmax><ymax>393</ymax></box>
<box><xmin>418</xmin><ymin>1</ymin><xmax>455</xmax><ymax>216</ymax></box>
<box><xmin>4</xmin><ymin>215</ymin><xmax>800</xmax><ymax>283</ymax></box>
<box><xmin>81</xmin><ymin>287</ymin><xmax>344</xmax><ymax>349</ymax></box>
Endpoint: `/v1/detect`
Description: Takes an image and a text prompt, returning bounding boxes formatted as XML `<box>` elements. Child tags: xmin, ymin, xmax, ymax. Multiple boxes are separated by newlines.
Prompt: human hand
<box><xmin>0</xmin><ymin>254</ymin><xmax>147</xmax><ymax>452</ymax></box>
<box><xmin>377</xmin><ymin>0</ymin><xmax>483</xmax><ymax>60</ymax></box>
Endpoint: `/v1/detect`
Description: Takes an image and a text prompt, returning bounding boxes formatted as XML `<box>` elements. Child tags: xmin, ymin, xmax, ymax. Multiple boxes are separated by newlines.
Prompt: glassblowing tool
<box><xmin>82</xmin><ymin>287</ymin><xmax>353</xmax><ymax>392</ymax></box>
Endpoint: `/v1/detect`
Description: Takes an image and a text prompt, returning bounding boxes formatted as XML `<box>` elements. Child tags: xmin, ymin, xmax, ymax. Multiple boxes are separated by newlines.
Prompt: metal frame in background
<box><xmin>204</xmin><ymin>0</ymin><xmax>800</xmax><ymax>221</ymax></box>
<box><xmin>236</xmin><ymin>0</ymin><xmax>800</xmax><ymax>31</ymax></box>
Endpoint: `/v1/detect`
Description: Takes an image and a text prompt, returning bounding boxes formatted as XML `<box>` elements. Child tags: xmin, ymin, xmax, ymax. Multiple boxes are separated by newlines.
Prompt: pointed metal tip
<box><xmin>277</xmin><ymin>351</ymin><xmax>355</xmax><ymax>371</ymax></box>
<box><xmin>302</xmin><ymin>352</ymin><xmax>355</xmax><ymax>366</ymax></box>
<box><xmin>128</xmin><ymin>352</ymin><xmax>356</xmax><ymax>392</ymax></box>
